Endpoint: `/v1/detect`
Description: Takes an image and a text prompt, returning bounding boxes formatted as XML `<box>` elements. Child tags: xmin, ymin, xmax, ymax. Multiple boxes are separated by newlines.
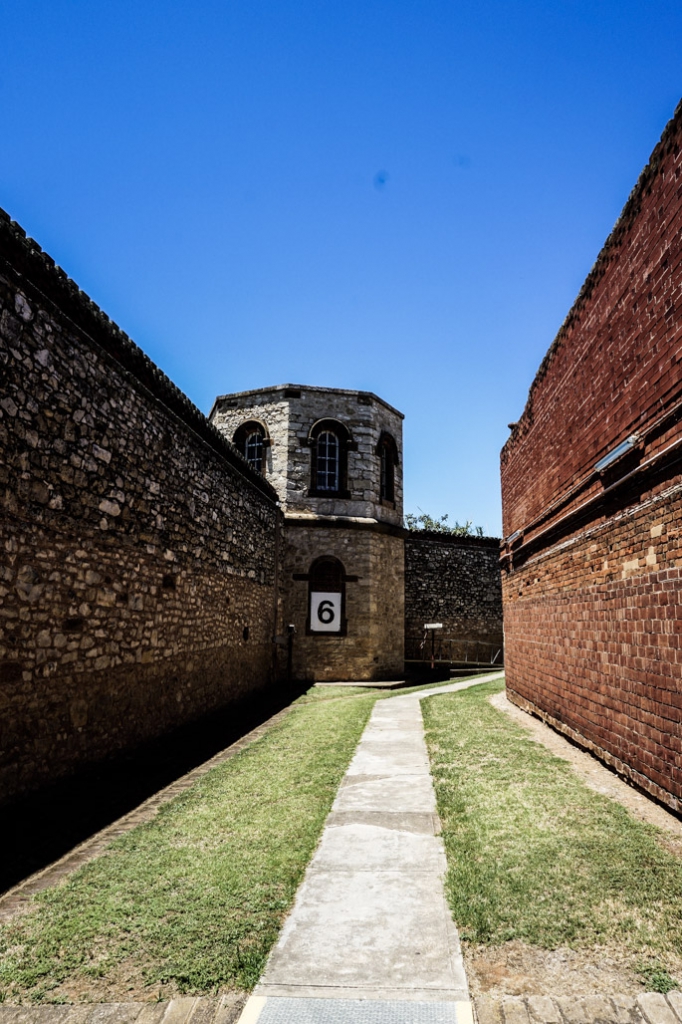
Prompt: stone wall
<box><xmin>210</xmin><ymin>393</ymin><xmax>291</xmax><ymax>499</ymax></box>
<box><xmin>211</xmin><ymin>384</ymin><xmax>406</xmax><ymax>681</ymax></box>
<box><xmin>0</xmin><ymin>208</ymin><xmax>280</xmax><ymax>802</ymax></box>
<box><xmin>210</xmin><ymin>385</ymin><xmax>404</xmax><ymax>526</ymax></box>
<box><xmin>500</xmin><ymin>100</ymin><xmax>682</xmax><ymax>811</ymax></box>
<box><xmin>404</xmin><ymin>533</ymin><xmax>503</xmax><ymax>648</ymax></box>
<box><xmin>282</xmin><ymin>521</ymin><xmax>404</xmax><ymax>681</ymax></box>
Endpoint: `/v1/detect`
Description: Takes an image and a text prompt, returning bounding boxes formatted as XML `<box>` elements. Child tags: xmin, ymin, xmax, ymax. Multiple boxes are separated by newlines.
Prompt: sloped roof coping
<box><xmin>211</xmin><ymin>383</ymin><xmax>404</xmax><ymax>420</ymax></box>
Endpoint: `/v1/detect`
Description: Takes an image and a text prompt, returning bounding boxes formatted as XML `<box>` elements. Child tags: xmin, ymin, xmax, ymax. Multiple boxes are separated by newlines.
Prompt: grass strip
<box><xmin>422</xmin><ymin>679</ymin><xmax>682</xmax><ymax>960</ymax></box>
<box><xmin>0</xmin><ymin>690</ymin><xmax>378</xmax><ymax>1003</ymax></box>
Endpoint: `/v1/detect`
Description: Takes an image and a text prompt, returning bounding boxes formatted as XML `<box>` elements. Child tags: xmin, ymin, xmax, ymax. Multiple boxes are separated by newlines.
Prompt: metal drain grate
<box><xmin>256</xmin><ymin>997</ymin><xmax>464</xmax><ymax>1023</ymax></box>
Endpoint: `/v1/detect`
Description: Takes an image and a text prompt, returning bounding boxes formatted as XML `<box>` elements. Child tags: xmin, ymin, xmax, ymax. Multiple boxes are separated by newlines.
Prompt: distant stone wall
<box><xmin>0</xmin><ymin>208</ymin><xmax>280</xmax><ymax>802</ymax></box>
<box><xmin>404</xmin><ymin>533</ymin><xmax>503</xmax><ymax>649</ymax></box>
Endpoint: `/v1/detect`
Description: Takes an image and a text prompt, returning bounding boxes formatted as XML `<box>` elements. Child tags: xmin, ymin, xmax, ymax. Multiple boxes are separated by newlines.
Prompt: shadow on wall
<box><xmin>0</xmin><ymin>680</ymin><xmax>308</xmax><ymax>896</ymax></box>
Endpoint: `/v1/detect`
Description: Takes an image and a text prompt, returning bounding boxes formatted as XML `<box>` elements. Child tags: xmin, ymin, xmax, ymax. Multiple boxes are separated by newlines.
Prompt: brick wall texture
<box><xmin>404</xmin><ymin>533</ymin><xmax>503</xmax><ymax>648</ymax></box>
<box><xmin>0</xmin><ymin>208</ymin><xmax>280</xmax><ymax>802</ymax></box>
<box><xmin>500</xmin><ymin>100</ymin><xmax>682</xmax><ymax>810</ymax></box>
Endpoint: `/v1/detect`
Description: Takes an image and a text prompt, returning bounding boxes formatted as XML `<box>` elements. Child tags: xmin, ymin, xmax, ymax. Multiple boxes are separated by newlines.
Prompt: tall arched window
<box><xmin>316</xmin><ymin>431</ymin><xmax>340</xmax><ymax>491</ymax></box>
<box><xmin>308</xmin><ymin>556</ymin><xmax>346</xmax><ymax>634</ymax></box>
<box><xmin>377</xmin><ymin>432</ymin><xmax>399</xmax><ymax>503</ymax></box>
<box><xmin>233</xmin><ymin>420</ymin><xmax>269</xmax><ymax>475</ymax></box>
<box><xmin>307</xmin><ymin>419</ymin><xmax>353</xmax><ymax>498</ymax></box>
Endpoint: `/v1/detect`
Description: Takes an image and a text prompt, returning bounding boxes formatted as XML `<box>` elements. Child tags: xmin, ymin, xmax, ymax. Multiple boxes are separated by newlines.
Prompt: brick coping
<box><xmin>0</xmin><ymin>996</ymin><xmax>245</xmax><ymax>1024</ymax></box>
<box><xmin>0</xmin><ymin>991</ymin><xmax>680</xmax><ymax>1024</ymax></box>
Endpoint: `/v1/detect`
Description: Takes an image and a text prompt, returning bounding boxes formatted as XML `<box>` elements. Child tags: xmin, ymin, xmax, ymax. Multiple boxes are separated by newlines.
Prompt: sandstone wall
<box><xmin>210</xmin><ymin>393</ymin><xmax>291</xmax><ymax>498</ymax></box>
<box><xmin>282</xmin><ymin>521</ymin><xmax>404</xmax><ymax>681</ymax></box>
<box><xmin>211</xmin><ymin>385</ymin><xmax>404</xmax><ymax>525</ymax></box>
<box><xmin>0</xmin><ymin>208</ymin><xmax>280</xmax><ymax>801</ymax></box>
<box><xmin>500</xmin><ymin>101</ymin><xmax>682</xmax><ymax>810</ymax></box>
<box><xmin>404</xmin><ymin>533</ymin><xmax>503</xmax><ymax>648</ymax></box>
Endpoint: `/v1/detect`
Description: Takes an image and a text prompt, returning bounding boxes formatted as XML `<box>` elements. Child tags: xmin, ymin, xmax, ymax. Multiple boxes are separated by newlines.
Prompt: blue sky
<box><xmin>2</xmin><ymin>1</ymin><xmax>681</xmax><ymax>535</ymax></box>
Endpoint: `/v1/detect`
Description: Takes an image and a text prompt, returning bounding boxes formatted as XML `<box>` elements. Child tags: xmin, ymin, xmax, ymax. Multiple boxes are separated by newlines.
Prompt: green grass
<box><xmin>0</xmin><ymin>689</ymin><xmax>379</xmax><ymax>1003</ymax></box>
<box><xmin>636</xmin><ymin>961</ymin><xmax>679</xmax><ymax>994</ymax></box>
<box><xmin>422</xmin><ymin>679</ymin><xmax>682</xmax><ymax>971</ymax></box>
<box><xmin>0</xmin><ymin>671</ymin><xmax>502</xmax><ymax>1004</ymax></box>
<box><xmin>296</xmin><ymin>671</ymin><xmax>502</xmax><ymax>705</ymax></box>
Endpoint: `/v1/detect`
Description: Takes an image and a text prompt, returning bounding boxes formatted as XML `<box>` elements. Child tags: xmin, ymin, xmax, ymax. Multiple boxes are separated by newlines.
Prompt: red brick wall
<box><xmin>500</xmin><ymin>100</ymin><xmax>682</xmax><ymax>811</ymax></box>
<box><xmin>502</xmin><ymin>100</ymin><xmax>682</xmax><ymax>540</ymax></box>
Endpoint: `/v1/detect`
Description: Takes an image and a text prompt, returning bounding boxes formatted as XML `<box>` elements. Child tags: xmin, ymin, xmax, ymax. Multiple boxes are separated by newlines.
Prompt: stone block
<box><xmin>665</xmin><ymin>994</ymin><xmax>682</xmax><ymax>1023</ymax></box>
<box><xmin>475</xmin><ymin>996</ymin><xmax>502</xmax><ymax>1024</ymax></box>
<box><xmin>526</xmin><ymin>996</ymin><xmax>561</xmax><ymax>1023</ymax></box>
<box><xmin>637</xmin><ymin>994</ymin><xmax>679</xmax><ymax>1024</ymax></box>
<box><xmin>501</xmin><ymin>998</ymin><xmax>530</xmax><ymax>1024</ymax></box>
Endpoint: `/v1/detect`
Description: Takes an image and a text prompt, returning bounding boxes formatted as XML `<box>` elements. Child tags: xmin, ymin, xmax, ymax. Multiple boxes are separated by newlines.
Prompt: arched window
<box><xmin>316</xmin><ymin>431</ymin><xmax>339</xmax><ymax>491</ymax></box>
<box><xmin>377</xmin><ymin>432</ymin><xmax>399</xmax><ymax>503</ymax></box>
<box><xmin>233</xmin><ymin>421</ymin><xmax>269</xmax><ymax>475</ymax></box>
<box><xmin>307</xmin><ymin>419</ymin><xmax>353</xmax><ymax>497</ymax></box>
<box><xmin>308</xmin><ymin>556</ymin><xmax>346</xmax><ymax>634</ymax></box>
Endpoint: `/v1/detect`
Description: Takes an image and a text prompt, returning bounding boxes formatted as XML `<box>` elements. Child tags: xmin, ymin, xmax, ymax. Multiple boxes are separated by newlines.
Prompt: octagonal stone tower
<box><xmin>209</xmin><ymin>384</ymin><xmax>405</xmax><ymax>681</ymax></box>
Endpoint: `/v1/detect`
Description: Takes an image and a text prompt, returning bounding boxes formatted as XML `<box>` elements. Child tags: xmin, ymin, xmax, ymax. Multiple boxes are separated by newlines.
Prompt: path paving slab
<box><xmin>249</xmin><ymin>997</ymin><xmax>468</xmax><ymax>1022</ymax></box>
<box><xmin>242</xmin><ymin>675</ymin><xmax>506</xmax><ymax>1023</ymax></box>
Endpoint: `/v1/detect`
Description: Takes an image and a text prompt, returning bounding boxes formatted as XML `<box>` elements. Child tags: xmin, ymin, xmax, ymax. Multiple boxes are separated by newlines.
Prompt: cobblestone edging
<box><xmin>475</xmin><ymin>992</ymin><xmax>682</xmax><ymax>1024</ymax></box>
<box><xmin>1</xmin><ymin>993</ymin><xmax>681</xmax><ymax>1024</ymax></box>
<box><xmin>0</xmin><ymin>706</ymin><xmax>292</xmax><ymax>924</ymax></box>
<box><xmin>0</xmin><ymin>996</ymin><xmax>245</xmax><ymax>1024</ymax></box>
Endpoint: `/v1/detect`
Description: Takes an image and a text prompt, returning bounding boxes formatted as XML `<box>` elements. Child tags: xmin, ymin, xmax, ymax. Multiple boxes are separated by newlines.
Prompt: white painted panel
<box><xmin>310</xmin><ymin>592</ymin><xmax>342</xmax><ymax>633</ymax></box>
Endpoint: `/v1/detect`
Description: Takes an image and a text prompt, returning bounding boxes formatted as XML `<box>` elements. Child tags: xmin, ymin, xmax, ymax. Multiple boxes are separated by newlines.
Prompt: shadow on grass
<box><xmin>0</xmin><ymin>680</ymin><xmax>309</xmax><ymax>896</ymax></box>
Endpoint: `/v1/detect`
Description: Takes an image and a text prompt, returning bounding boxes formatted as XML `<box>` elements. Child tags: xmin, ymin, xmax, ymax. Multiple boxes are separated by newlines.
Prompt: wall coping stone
<box><xmin>405</xmin><ymin>531</ymin><xmax>501</xmax><ymax>548</ymax></box>
<box><xmin>285</xmin><ymin>512</ymin><xmax>407</xmax><ymax>537</ymax></box>
<box><xmin>211</xmin><ymin>383</ymin><xmax>404</xmax><ymax>420</ymax></box>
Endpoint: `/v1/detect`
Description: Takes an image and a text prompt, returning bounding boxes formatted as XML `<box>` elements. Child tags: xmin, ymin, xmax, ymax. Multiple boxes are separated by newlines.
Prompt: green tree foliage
<box><xmin>404</xmin><ymin>511</ymin><xmax>484</xmax><ymax>536</ymax></box>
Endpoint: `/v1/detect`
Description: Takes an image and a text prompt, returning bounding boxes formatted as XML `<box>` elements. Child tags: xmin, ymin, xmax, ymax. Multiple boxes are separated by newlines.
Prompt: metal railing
<box><xmin>405</xmin><ymin>634</ymin><xmax>503</xmax><ymax>668</ymax></box>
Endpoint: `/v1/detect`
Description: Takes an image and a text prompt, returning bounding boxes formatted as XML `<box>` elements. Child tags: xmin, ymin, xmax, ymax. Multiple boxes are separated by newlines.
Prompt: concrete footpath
<box><xmin>239</xmin><ymin>672</ymin><xmax>505</xmax><ymax>1024</ymax></box>
<box><xmin>2</xmin><ymin>672</ymin><xmax>681</xmax><ymax>1024</ymax></box>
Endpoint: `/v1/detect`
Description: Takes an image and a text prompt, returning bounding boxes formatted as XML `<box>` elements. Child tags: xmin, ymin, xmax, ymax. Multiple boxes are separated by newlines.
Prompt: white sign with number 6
<box><xmin>310</xmin><ymin>591</ymin><xmax>342</xmax><ymax>632</ymax></box>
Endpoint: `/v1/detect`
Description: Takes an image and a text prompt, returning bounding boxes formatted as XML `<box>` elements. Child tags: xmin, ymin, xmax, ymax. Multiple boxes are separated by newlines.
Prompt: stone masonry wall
<box><xmin>500</xmin><ymin>101</ymin><xmax>682</xmax><ymax>810</ymax></box>
<box><xmin>282</xmin><ymin>522</ymin><xmax>404</xmax><ymax>681</ymax></box>
<box><xmin>211</xmin><ymin>385</ymin><xmax>404</xmax><ymax>526</ymax></box>
<box><xmin>404</xmin><ymin>533</ymin><xmax>503</xmax><ymax>648</ymax></box>
<box><xmin>210</xmin><ymin>394</ymin><xmax>291</xmax><ymax>499</ymax></box>
<box><xmin>0</xmin><ymin>208</ymin><xmax>280</xmax><ymax>802</ymax></box>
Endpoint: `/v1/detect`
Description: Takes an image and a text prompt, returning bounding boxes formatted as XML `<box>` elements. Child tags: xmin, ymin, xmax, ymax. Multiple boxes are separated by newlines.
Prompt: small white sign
<box><xmin>310</xmin><ymin>592</ymin><xmax>342</xmax><ymax>632</ymax></box>
<box><xmin>424</xmin><ymin>623</ymin><xmax>443</xmax><ymax>630</ymax></box>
